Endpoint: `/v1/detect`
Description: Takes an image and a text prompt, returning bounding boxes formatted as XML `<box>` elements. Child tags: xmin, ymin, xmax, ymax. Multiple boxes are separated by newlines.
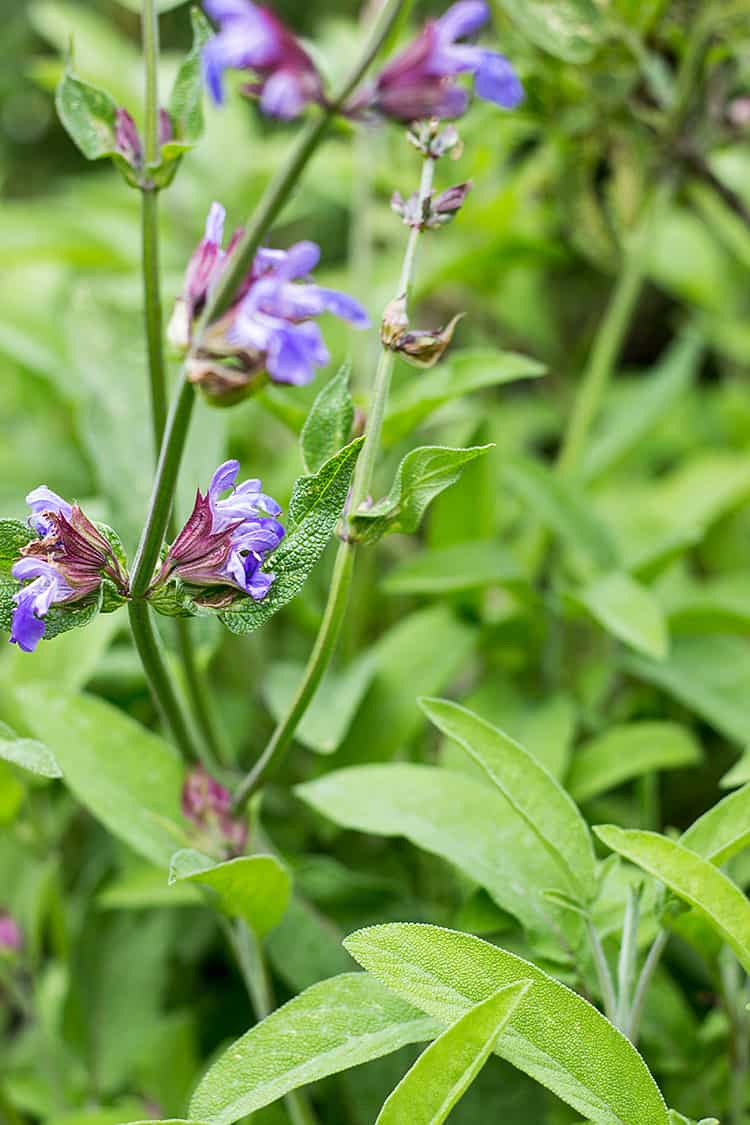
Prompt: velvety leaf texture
<box><xmin>344</xmin><ymin>924</ymin><xmax>669</xmax><ymax>1125</ymax></box>
<box><xmin>189</xmin><ymin>973</ymin><xmax>438</xmax><ymax>1123</ymax></box>
<box><xmin>221</xmin><ymin>438</ymin><xmax>362</xmax><ymax>635</ymax></box>
<box><xmin>300</xmin><ymin>362</ymin><xmax>355</xmax><ymax>474</ymax></box>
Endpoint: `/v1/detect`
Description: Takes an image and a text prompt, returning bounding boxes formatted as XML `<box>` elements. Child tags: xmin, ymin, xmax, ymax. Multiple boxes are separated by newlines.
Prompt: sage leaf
<box><xmin>168</xmin><ymin>849</ymin><xmax>291</xmax><ymax>936</ymax></box>
<box><xmin>375</xmin><ymin>981</ymin><xmax>532</xmax><ymax>1125</ymax></box>
<box><xmin>567</xmin><ymin>722</ymin><xmax>701</xmax><ymax>804</ymax></box>
<box><xmin>301</xmin><ymin>362</ymin><xmax>354</xmax><ymax>474</ymax></box>
<box><xmin>189</xmin><ymin>973</ymin><xmax>438</xmax><ymax>1124</ymax></box>
<box><xmin>344</xmin><ymin>923</ymin><xmax>668</xmax><ymax>1125</ymax></box>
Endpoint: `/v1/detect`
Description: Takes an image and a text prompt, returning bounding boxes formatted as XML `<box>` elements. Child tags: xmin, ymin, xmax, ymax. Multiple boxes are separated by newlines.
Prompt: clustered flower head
<box><xmin>181</xmin><ymin>766</ymin><xmax>247</xmax><ymax>858</ymax></box>
<box><xmin>9</xmin><ymin>488</ymin><xmax>129</xmax><ymax>654</ymax></box>
<box><xmin>170</xmin><ymin>202</ymin><xmax>369</xmax><ymax>400</ymax></box>
<box><xmin>0</xmin><ymin>911</ymin><xmax>22</xmax><ymax>954</ymax></box>
<box><xmin>154</xmin><ymin>459</ymin><xmax>285</xmax><ymax>608</ymax></box>
<box><xmin>202</xmin><ymin>0</ymin><xmax>324</xmax><ymax>119</ymax></box>
<box><xmin>201</xmin><ymin>0</ymin><xmax>523</xmax><ymax>125</ymax></box>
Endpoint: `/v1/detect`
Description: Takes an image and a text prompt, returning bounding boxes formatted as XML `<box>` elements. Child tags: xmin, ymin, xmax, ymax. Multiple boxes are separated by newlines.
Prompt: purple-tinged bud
<box><xmin>391</xmin><ymin>180</ymin><xmax>472</xmax><ymax>229</ymax></box>
<box><xmin>0</xmin><ymin>912</ymin><xmax>22</xmax><ymax>954</ymax></box>
<box><xmin>381</xmin><ymin>294</ymin><xmax>410</xmax><ymax>350</ymax></box>
<box><xmin>396</xmin><ymin>313</ymin><xmax>464</xmax><ymax>368</ymax></box>
<box><xmin>115</xmin><ymin>108</ymin><xmax>143</xmax><ymax>167</ymax></box>
<box><xmin>181</xmin><ymin>767</ymin><xmax>247</xmax><ymax>858</ymax></box>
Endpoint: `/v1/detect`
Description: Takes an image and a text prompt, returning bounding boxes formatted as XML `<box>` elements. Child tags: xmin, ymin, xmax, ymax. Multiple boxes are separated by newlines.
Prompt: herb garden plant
<box><xmin>0</xmin><ymin>0</ymin><xmax>749</xmax><ymax>1122</ymax></box>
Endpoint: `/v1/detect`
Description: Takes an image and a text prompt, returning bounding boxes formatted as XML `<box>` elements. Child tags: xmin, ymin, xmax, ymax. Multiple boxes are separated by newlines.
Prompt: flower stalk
<box><xmin>233</xmin><ymin>150</ymin><xmax>436</xmax><ymax>805</ymax></box>
<box><xmin>130</xmin><ymin>0</ymin><xmax>405</xmax><ymax>601</ymax></box>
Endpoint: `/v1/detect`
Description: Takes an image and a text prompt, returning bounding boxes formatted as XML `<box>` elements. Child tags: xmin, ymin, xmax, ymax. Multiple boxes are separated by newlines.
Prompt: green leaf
<box><xmin>98</xmin><ymin>864</ymin><xmax>201</xmax><ymax>910</ymax></box>
<box><xmin>263</xmin><ymin>654</ymin><xmax>375</xmax><ymax>754</ymax></box>
<box><xmin>221</xmin><ymin>438</ymin><xmax>362</xmax><ymax>635</ymax></box>
<box><xmin>297</xmin><ymin>764</ymin><xmax>583</xmax><ymax>942</ymax></box>
<box><xmin>503</xmin><ymin>456</ymin><xmax>618</xmax><ymax>571</ymax></box>
<box><xmin>680</xmin><ymin>785</ymin><xmax>750</xmax><ymax>865</ymax></box>
<box><xmin>344</xmin><ymin>924</ymin><xmax>668</xmax><ymax>1125</ymax></box>
<box><xmin>420</xmin><ymin>698</ymin><xmax>595</xmax><ymax>903</ymax></box>
<box><xmin>581</xmin><ymin>331</ymin><xmax>703</xmax><ymax>482</ymax></box>
<box><xmin>352</xmin><ymin>445</ymin><xmax>492</xmax><ymax>544</ymax></box>
<box><xmin>0</xmin><ymin>719</ymin><xmax>61</xmax><ymax>779</ymax></box>
<box><xmin>55</xmin><ymin>65</ymin><xmax>119</xmax><ymax>161</ymax></box>
<box><xmin>189</xmin><ymin>973</ymin><xmax>438</xmax><ymax>1124</ymax></box>
<box><xmin>15</xmin><ymin>684</ymin><xmax>186</xmax><ymax>866</ymax></box>
<box><xmin>626</xmin><ymin>636</ymin><xmax>750</xmax><ymax>745</ymax></box>
<box><xmin>382</xmin><ymin>540</ymin><xmax>522</xmax><ymax>596</ymax></box>
<box><xmin>722</xmin><ymin>752</ymin><xmax>750</xmax><ymax>789</ymax></box>
<box><xmin>300</xmin><ymin>362</ymin><xmax>354</xmax><ymax>474</ymax></box>
<box><xmin>161</xmin><ymin>7</ymin><xmax>213</xmax><ymax>162</ymax></box>
<box><xmin>168</xmin><ymin>849</ymin><xmax>291</xmax><ymax>936</ymax></box>
<box><xmin>383</xmin><ymin>349</ymin><xmax>545</xmax><ymax>446</ymax></box>
<box><xmin>0</xmin><ymin>519</ymin><xmax>34</xmax><ymax>574</ymax></box>
<box><xmin>594</xmin><ymin>826</ymin><xmax>750</xmax><ymax>973</ymax></box>
<box><xmin>375</xmin><ymin>981</ymin><xmax>532</xmax><ymax>1125</ymax></box>
<box><xmin>566</xmin><ymin>722</ymin><xmax>701</xmax><ymax>804</ymax></box>
<box><xmin>571</xmin><ymin>571</ymin><xmax>668</xmax><ymax>659</ymax></box>
<box><xmin>492</xmin><ymin>0</ymin><xmax>603</xmax><ymax>62</ymax></box>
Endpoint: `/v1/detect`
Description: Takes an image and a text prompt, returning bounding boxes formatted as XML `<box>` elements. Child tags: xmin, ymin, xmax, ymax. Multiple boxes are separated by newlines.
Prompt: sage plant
<box><xmin>0</xmin><ymin>2</ymin><xmax>746</xmax><ymax>1123</ymax></box>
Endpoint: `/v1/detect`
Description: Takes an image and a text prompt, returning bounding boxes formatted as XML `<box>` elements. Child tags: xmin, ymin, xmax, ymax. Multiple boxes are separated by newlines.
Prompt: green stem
<box><xmin>721</xmin><ymin>950</ymin><xmax>749</xmax><ymax>1125</ymax></box>
<box><xmin>224</xmin><ymin>919</ymin><xmax>318</xmax><ymax>1125</ymax></box>
<box><xmin>627</xmin><ymin>928</ymin><xmax>668</xmax><ymax>1044</ymax></box>
<box><xmin>236</xmin><ymin>153</ymin><xmax>435</xmax><ymax>803</ymax></box>
<box><xmin>127</xmin><ymin>598</ymin><xmax>207</xmax><ymax>765</ymax></box>
<box><xmin>233</xmin><ymin>540</ymin><xmax>355</xmax><ymax>808</ymax></box>
<box><xmin>175</xmin><ymin>616</ymin><xmax>227</xmax><ymax>764</ymax></box>
<box><xmin>141</xmin><ymin>0</ymin><xmax>160</xmax><ymax>168</ymax></box>
<box><xmin>587</xmin><ymin>919</ymin><xmax>617</xmax><ymax>1023</ymax></box>
<box><xmin>141</xmin><ymin>190</ymin><xmax>168</xmax><ymax>453</ymax></box>
<box><xmin>130</xmin><ymin>0</ymin><xmax>404</xmax><ymax>599</ymax></box>
<box><xmin>615</xmin><ymin>885</ymin><xmax>640</xmax><ymax>1033</ymax></box>
<box><xmin>556</xmin><ymin>177</ymin><xmax>674</xmax><ymax>477</ymax></box>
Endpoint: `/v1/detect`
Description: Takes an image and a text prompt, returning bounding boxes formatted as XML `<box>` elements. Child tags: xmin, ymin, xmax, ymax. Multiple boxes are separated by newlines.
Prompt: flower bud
<box><xmin>115</xmin><ymin>108</ymin><xmax>143</xmax><ymax>167</ymax></box>
<box><xmin>0</xmin><ymin>912</ymin><xmax>22</xmax><ymax>954</ymax></box>
<box><xmin>407</xmin><ymin>121</ymin><xmax>463</xmax><ymax>160</ymax></box>
<box><xmin>380</xmin><ymin>295</ymin><xmax>409</xmax><ymax>349</ymax></box>
<box><xmin>396</xmin><ymin>313</ymin><xmax>464</xmax><ymax>369</ymax></box>
<box><xmin>181</xmin><ymin>767</ymin><xmax>247</xmax><ymax>859</ymax></box>
<box><xmin>391</xmin><ymin>182</ymin><xmax>472</xmax><ymax>230</ymax></box>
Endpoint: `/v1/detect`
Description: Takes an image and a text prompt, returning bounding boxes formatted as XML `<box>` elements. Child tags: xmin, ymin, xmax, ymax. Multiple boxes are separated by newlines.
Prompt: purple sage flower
<box><xmin>370</xmin><ymin>0</ymin><xmax>523</xmax><ymax>123</ymax></box>
<box><xmin>155</xmin><ymin>460</ymin><xmax>285</xmax><ymax>606</ymax></box>
<box><xmin>0</xmin><ymin>911</ymin><xmax>22</xmax><ymax>954</ymax></box>
<box><xmin>182</xmin><ymin>766</ymin><xmax>247</xmax><ymax>857</ymax></box>
<box><xmin>172</xmin><ymin>202</ymin><xmax>369</xmax><ymax>395</ymax></box>
<box><xmin>8</xmin><ymin>490</ymin><xmax>129</xmax><ymax>654</ymax></box>
<box><xmin>202</xmin><ymin>0</ymin><xmax>324</xmax><ymax>119</ymax></box>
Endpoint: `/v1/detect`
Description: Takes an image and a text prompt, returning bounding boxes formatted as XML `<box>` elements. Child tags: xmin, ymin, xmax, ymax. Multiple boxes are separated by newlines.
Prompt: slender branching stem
<box><xmin>235</xmin><ymin>154</ymin><xmax>435</xmax><ymax>804</ymax></box>
<box><xmin>627</xmin><ymin>928</ymin><xmax>669</xmax><ymax>1044</ymax></box>
<box><xmin>134</xmin><ymin>0</ymin><xmax>226</xmax><ymax>761</ymax></box>
<box><xmin>222</xmin><ymin>918</ymin><xmax>318</xmax><ymax>1125</ymax></box>
<box><xmin>615</xmin><ymin>885</ymin><xmax>640</xmax><ymax>1033</ymax></box>
<box><xmin>175</xmin><ymin>617</ymin><xmax>228</xmax><ymax>763</ymax></box>
<box><xmin>130</xmin><ymin>0</ymin><xmax>405</xmax><ymax>599</ymax></box>
<box><xmin>587</xmin><ymin>919</ymin><xmax>618</xmax><ymax>1024</ymax></box>
<box><xmin>233</xmin><ymin>539</ymin><xmax>355</xmax><ymax>808</ymax></box>
<box><xmin>720</xmin><ymin>950</ymin><xmax>750</xmax><ymax>1125</ymax></box>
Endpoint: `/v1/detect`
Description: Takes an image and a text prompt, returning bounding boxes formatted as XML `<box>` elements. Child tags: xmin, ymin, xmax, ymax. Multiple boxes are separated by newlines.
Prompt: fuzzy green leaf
<box><xmin>594</xmin><ymin>825</ymin><xmax>750</xmax><ymax>973</ymax></box>
<box><xmin>352</xmin><ymin>445</ymin><xmax>492</xmax><ymax>544</ymax></box>
<box><xmin>567</xmin><ymin>722</ymin><xmax>701</xmax><ymax>804</ymax></box>
<box><xmin>0</xmin><ymin>519</ymin><xmax>34</xmax><ymax>574</ymax></box>
<box><xmin>680</xmin><ymin>784</ymin><xmax>750</xmax><ymax>865</ymax></box>
<box><xmin>300</xmin><ymin>362</ymin><xmax>354</xmax><ymax>474</ymax></box>
<box><xmin>56</xmin><ymin>66</ymin><xmax>119</xmax><ymax>160</ymax></box>
<box><xmin>168</xmin><ymin>849</ymin><xmax>291</xmax><ymax>936</ymax></box>
<box><xmin>375</xmin><ymin>981</ymin><xmax>532</xmax><ymax>1125</ymax></box>
<box><xmin>344</xmin><ymin>923</ymin><xmax>668</xmax><ymax>1125</ymax></box>
<box><xmin>221</xmin><ymin>437</ymin><xmax>362</xmax><ymax>635</ymax></box>
<box><xmin>189</xmin><ymin>973</ymin><xmax>438</xmax><ymax>1124</ymax></box>
<box><xmin>161</xmin><ymin>7</ymin><xmax>213</xmax><ymax>163</ymax></box>
<box><xmin>420</xmin><ymin>697</ymin><xmax>595</xmax><ymax>903</ymax></box>
<box><xmin>571</xmin><ymin>571</ymin><xmax>668</xmax><ymax>659</ymax></box>
<box><xmin>0</xmin><ymin>719</ymin><xmax>61</xmax><ymax>779</ymax></box>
